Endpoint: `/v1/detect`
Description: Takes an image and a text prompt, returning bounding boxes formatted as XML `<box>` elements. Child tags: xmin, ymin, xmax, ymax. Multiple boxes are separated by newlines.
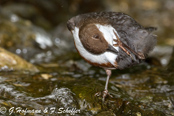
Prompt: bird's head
<box><xmin>67</xmin><ymin>18</ymin><xmax>75</xmax><ymax>31</ymax></box>
<box><xmin>67</xmin><ymin>14</ymin><xmax>118</xmax><ymax>55</ymax></box>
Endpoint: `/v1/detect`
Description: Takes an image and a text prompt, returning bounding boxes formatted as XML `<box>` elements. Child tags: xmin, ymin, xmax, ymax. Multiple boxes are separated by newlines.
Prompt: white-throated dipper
<box><xmin>67</xmin><ymin>12</ymin><xmax>157</xmax><ymax>101</ymax></box>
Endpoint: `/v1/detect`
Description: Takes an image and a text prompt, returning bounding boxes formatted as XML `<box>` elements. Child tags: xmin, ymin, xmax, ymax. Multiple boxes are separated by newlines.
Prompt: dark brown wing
<box><xmin>108</xmin><ymin>12</ymin><xmax>157</xmax><ymax>69</ymax></box>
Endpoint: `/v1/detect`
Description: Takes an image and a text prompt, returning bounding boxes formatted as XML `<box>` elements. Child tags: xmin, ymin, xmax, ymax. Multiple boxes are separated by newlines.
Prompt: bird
<box><xmin>67</xmin><ymin>12</ymin><xmax>157</xmax><ymax>101</ymax></box>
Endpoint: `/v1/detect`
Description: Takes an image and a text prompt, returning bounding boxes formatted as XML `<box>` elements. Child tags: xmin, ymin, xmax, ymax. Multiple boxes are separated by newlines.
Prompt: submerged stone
<box><xmin>0</xmin><ymin>47</ymin><xmax>38</xmax><ymax>72</ymax></box>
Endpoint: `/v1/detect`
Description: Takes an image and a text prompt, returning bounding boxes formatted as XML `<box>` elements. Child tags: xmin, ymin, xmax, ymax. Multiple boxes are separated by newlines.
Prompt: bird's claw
<box><xmin>95</xmin><ymin>89</ymin><xmax>113</xmax><ymax>101</ymax></box>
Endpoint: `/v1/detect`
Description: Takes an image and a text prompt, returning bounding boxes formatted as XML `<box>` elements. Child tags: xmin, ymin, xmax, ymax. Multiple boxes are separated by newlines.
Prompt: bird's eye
<box><xmin>92</xmin><ymin>34</ymin><xmax>100</xmax><ymax>39</ymax></box>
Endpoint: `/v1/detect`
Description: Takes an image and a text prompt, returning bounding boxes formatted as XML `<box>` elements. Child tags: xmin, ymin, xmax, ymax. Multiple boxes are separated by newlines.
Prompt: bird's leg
<box><xmin>95</xmin><ymin>69</ymin><xmax>113</xmax><ymax>101</ymax></box>
<box><xmin>103</xmin><ymin>69</ymin><xmax>113</xmax><ymax>100</ymax></box>
<box><xmin>104</xmin><ymin>70</ymin><xmax>111</xmax><ymax>91</ymax></box>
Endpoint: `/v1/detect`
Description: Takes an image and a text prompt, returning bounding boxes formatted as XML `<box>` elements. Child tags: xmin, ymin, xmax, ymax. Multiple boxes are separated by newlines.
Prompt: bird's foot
<box><xmin>95</xmin><ymin>89</ymin><xmax>113</xmax><ymax>101</ymax></box>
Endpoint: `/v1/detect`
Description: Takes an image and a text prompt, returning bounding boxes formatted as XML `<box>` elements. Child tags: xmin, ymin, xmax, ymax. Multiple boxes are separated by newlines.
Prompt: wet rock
<box><xmin>96</xmin><ymin>111</ymin><xmax>116</xmax><ymax>116</ymax></box>
<box><xmin>0</xmin><ymin>3</ymin><xmax>52</xmax><ymax>29</ymax></box>
<box><xmin>0</xmin><ymin>4</ymin><xmax>53</xmax><ymax>62</ymax></box>
<box><xmin>0</xmin><ymin>47</ymin><xmax>38</xmax><ymax>72</ymax></box>
<box><xmin>65</xmin><ymin>77</ymin><xmax>166</xmax><ymax>116</ymax></box>
<box><xmin>167</xmin><ymin>47</ymin><xmax>174</xmax><ymax>71</ymax></box>
<box><xmin>50</xmin><ymin>88</ymin><xmax>77</xmax><ymax>108</ymax></box>
<box><xmin>0</xmin><ymin>70</ymin><xmax>171</xmax><ymax>116</ymax></box>
<box><xmin>149</xmin><ymin>46</ymin><xmax>173</xmax><ymax>66</ymax></box>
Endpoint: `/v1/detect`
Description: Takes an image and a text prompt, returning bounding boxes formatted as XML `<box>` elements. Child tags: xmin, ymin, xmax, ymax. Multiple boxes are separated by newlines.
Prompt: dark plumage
<box><xmin>67</xmin><ymin>12</ymin><xmax>157</xmax><ymax>101</ymax></box>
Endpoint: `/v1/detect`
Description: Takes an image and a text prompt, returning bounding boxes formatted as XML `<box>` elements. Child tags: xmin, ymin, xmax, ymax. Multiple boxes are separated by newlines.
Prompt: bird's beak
<box><xmin>107</xmin><ymin>44</ymin><xmax>118</xmax><ymax>54</ymax></box>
